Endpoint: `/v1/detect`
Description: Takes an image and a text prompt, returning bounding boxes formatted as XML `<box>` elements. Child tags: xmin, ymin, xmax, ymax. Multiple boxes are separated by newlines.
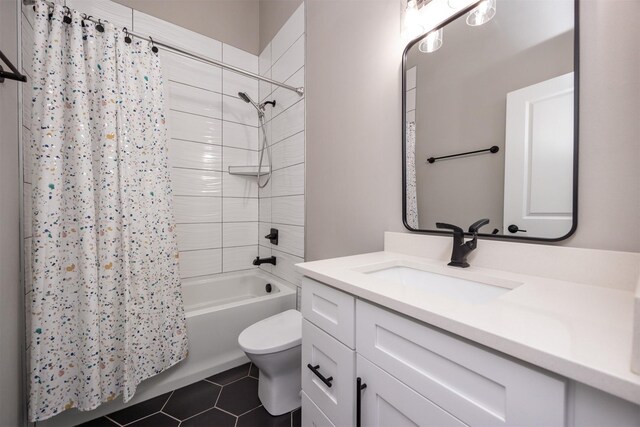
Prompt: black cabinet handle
<box><xmin>356</xmin><ymin>377</ymin><xmax>367</xmax><ymax>427</ymax></box>
<box><xmin>307</xmin><ymin>364</ymin><xmax>333</xmax><ymax>388</ymax></box>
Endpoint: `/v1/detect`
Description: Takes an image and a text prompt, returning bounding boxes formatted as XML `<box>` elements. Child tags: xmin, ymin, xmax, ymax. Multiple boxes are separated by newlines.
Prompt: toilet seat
<box><xmin>238</xmin><ymin>309</ymin><xmax>302</xmax><ymax>355</ymax></box>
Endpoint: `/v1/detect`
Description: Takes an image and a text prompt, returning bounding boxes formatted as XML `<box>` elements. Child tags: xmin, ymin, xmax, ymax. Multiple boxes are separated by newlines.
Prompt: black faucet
<box><xmin>253</xmin><ymin>256</ymin><xmax>276</xmax><ymax>266</ymax></box>
<box><xmin>436</xmin><ymin>219</ymin><xmax>490</xmax><ymax>268</ymax></box>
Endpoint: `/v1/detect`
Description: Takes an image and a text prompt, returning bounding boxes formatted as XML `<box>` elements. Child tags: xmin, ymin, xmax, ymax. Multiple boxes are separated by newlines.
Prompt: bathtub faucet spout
<box><xmin>253</xmin><ymin>256</ymin><xmax>276</xmax><ymax>266</ymax></box>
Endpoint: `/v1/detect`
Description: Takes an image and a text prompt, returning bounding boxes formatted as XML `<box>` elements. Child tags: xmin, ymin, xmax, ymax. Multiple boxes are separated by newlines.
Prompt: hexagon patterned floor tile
<box><xmin>181</xmin><ymin>407</ymin><xmax>237</xmax><ymax>426</ymax></box>
<box><xmin>107</xmin><ymin>392</ymin><xmax>172</xmax><ymax>425</ymax></box>
<box><xmin>127</xmin><ymin>412</ymin><xmax>179</xmax><ymax>426</ymax></box>
<box><xmin>78</xmin><ymin>362</ymin><xmax>301</xmax><ymax>427</ymax></box>
<box><xmin>162</xmin><ymin>380</ymin><xmax>222</xmax><ymax>420</ymax></box>
<box><xmin>215</xmin><ymin>377</ymin><xmax>261</xmax><ymax>415</ymax></box>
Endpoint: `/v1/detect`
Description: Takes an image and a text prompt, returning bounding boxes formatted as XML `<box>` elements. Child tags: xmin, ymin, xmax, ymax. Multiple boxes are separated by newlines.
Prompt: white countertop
<box><xmin>296</xmin><ymin>248</ymin><xmax>640</xmax><ymax>405</ymax></box>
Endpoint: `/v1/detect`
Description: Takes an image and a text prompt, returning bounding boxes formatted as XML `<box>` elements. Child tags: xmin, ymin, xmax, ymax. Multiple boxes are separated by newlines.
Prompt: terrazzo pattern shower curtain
<box><xmin>28</xmin><ymin>1</ymin><xmax>188</xmax><ymax>421</ymax></box>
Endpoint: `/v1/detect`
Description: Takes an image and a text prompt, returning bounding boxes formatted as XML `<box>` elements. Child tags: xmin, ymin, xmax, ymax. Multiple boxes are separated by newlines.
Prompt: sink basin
<box><xmin>365</xmin><ymin>266</ymin><xmax>517</xmax><ymax>304</ymax></box>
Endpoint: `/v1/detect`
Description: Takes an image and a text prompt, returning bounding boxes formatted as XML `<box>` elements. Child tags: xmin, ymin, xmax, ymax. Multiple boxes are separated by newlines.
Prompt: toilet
<box><xmin>238</xmin><ymin>309</ymin><xmax>302</xmax><ymax>415</ymax></box>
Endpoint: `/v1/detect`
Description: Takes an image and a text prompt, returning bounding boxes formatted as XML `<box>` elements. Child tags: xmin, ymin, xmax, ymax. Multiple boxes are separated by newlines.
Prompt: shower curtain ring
<box><xmin>123</xmin><ymin>27</ymin><xmax>132</xmax><ymax>44</ymax></box>
<box><xmin>149</xmin><ymin>36</ymin><xmax>159</xmax><ymax>53</ymax></box>
<box><xmin>63</xmin><ymin>6</ymin><xmax>72</xmax><ymax>25</ymax></box>
<box><xmin>81</xmin><ymin>13</ymin><xmax>90</xmax><ymax>27</ymax></box>
<box><xmin>96</xmin><ymin>18</ymin><xmax>105</xmax><ymax>33</ymax></box>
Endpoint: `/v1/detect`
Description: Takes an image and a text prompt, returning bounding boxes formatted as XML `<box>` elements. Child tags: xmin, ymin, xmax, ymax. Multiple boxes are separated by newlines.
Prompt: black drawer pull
<box><xmin>307</xmin><ymin>364</ymin><xmax>333</xmax><ymax>388</ymax></box>
<box><xmin>356</xmin><ymin>377</ymin><xmax>367</xmax><ymax>427</ymax></box>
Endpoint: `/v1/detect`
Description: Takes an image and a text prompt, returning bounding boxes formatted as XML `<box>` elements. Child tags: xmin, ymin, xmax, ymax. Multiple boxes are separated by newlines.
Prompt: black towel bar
<box><xmin>427</xmin><ymin>145</ymin><xmax>499</xmax><ymax>164</ymax></box>
<box><xmin>0</xmin><ymin>50</ymin><xmax>27</xmax><ymax>83</ymax></box>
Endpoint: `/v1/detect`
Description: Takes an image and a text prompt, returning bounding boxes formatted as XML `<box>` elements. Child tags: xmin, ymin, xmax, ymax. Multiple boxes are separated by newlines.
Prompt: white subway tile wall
<box><xmin>146</xmin><ymin>9</ymin><xmax>261</xmax><ymax>279</ymax></box>
<box><xmin>258</xmin><ymin>3</ymin><xmax>306</xmax><ymax>305</ymax></box>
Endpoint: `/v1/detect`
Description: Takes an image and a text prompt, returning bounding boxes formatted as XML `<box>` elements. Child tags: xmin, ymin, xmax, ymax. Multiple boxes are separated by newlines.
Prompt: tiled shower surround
<box><xmin>257</xmin><ymin>5</ymin><xmax>306</xmax><ymax>303</ymax></box>
<box><xmin>21</xmin><ymin>0</ymin><xmax>306</xmax><ymax>321</ymax></box>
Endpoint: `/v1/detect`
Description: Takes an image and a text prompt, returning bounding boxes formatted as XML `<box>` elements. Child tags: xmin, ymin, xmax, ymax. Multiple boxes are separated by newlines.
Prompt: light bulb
<box><xmin>402</xmin><ymin>0</ymin><xmax>425</xmax><ymax>41</ymax></box>
<box><xmin>466</xmin><ymin>0</ymin><xmax>496</xmax><ymax>26</ymax></box>
<box><xmin>419</xmin><ymin>28</ymin><xmax>443</xmax><ymax>53</ymax></box>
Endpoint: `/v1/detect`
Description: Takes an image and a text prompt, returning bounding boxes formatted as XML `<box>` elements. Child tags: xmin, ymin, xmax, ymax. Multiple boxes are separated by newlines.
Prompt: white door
<box><xmin>357</xmin><ymin>355</ymin><xmax>466</xmax><ymax>427</ymax></box>
<box><xmin>503</xmin><ymin>72</ymin><xmax>574</xmax><ymax>238</ymax></box>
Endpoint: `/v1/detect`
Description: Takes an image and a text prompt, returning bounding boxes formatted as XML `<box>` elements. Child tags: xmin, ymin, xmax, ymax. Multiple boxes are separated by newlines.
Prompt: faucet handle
<box><xmin>468</xmin><ymin>218</ymin><xmax>490</xmax><ymax>234</ymax></box>
<box><xmin>436</xmin><ymin>222</ymin><xmax>465</xmax><ymax>236</ymax></box>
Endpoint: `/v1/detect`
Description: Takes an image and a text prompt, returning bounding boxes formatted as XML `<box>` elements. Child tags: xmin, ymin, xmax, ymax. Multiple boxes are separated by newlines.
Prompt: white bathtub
<box><xmin>42</xmin><ymin>270</ymin><xmax>296</xmax><ymax>426</ymax></box>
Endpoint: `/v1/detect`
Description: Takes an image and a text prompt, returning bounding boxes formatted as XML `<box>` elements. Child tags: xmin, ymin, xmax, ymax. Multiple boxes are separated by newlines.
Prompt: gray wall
<box><xmin>114</xmin><ymin>0</ymin><xmax>260</xmax><ymax>54</ymax></box>
<box><xmin>259</xmin><ymin>0</ymin><xmax>304</xmax><ymax>53</ymax></box>
<box><xmin>407</xmin><ymin>4</ymin><xmax>574</xmax><ymax>232</ymax></box>
<box><xmin>305</xmin><ymin>0</ymin><xmax>640</xmax><ymax>258</ymax></box>
<box><xmin>305</xmin><ymin>0</ymin><xmax>406</xmax><ymax>261</ymax></box>
<box><xmin>0</xmin><ymin>0</ymin><xmax>24</xmax><ymax>425</ymax></box>
<box><xmin>562</xmin><ymin>0</ymin><xmax>640</xmax><ymax>252</ymax></box>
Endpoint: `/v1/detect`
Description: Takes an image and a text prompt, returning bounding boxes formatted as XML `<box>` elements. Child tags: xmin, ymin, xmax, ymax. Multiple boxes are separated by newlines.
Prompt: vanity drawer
<box><xmin>302</xmin><ymin>319</ymin><xmax>355</xmax><ymax>427</ymax></box>
<box><xmin>301</xmin><ymin>276</ymin><xmax>355</xmax><ymax>348</ymax></box>
<box><xmin>356</xmin><ymin>300</ymin><xmax>566</xmax><ymax>427</ymax></box>
<box><xmin>302</xmin><ymin>391</ymin><xmax>336</xmax><ymax>427</ymax></box>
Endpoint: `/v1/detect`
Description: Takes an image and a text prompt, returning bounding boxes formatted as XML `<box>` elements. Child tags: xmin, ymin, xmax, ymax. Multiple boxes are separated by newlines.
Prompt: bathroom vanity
<box><xmin>296</xmin><ymin>233</ymin><xmax>640</xmax><ymax>426</ymax></box>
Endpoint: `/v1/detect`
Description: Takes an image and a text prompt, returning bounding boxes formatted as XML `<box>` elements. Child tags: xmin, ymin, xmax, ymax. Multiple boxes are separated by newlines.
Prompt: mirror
<box><xmin>402</xmin><ymin>0</ymin><xmax>578</xmax><ymax>240</ymax></box>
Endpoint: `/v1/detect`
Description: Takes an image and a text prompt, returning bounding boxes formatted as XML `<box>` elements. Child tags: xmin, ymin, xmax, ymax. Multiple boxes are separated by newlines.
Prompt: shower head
<box><xmin>238</xmin><ymin>91</ymin><xmax>253</xmax><ymax>104</ymax></box>
<box><xmin>238</xmin><ymin>91</ymin><xmax>261</xmax><ymax>113</ymax></box>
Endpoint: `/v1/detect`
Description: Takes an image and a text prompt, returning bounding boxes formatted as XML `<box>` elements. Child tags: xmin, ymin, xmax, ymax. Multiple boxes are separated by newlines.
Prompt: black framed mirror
<box><xmin>402</xmin><ymin>0</ymin><xmax>579</xmax><ymax>241</ymax></box>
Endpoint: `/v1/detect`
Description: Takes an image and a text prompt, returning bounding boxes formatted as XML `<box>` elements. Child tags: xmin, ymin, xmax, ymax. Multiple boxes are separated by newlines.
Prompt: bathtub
<box><xmin>41</xmin><ymin>270</ymin><xmax>296</xmax><ymax>426</ymax></box>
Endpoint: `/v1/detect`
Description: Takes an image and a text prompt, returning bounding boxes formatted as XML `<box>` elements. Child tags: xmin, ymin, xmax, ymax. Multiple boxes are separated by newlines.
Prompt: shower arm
<box><xmin>22</xmin><ymin>0</ymin><xmax>304</xmax><ymax>97</ymax></box>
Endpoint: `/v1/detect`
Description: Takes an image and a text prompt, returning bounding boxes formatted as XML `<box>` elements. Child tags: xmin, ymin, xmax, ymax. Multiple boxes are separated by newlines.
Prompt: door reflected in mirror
<box><xmin>403</xmin><ymin>0</ymin><xmax>578</xmax><ymax>240</ymax></box>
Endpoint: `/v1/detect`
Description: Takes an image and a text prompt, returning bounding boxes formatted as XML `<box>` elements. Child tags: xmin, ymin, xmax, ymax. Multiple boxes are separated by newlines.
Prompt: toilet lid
<box><xmin>238</xmin><ymin>309</ymin><xmax>302</xmax><ymax>355</ymax></box>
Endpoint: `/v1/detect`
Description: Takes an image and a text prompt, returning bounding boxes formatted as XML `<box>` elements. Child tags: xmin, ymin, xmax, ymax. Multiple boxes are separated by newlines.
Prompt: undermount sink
<box><xmin>365</xmin><ymin>265</ymin><xmax>520</xmax><ymax>304</ymax></box>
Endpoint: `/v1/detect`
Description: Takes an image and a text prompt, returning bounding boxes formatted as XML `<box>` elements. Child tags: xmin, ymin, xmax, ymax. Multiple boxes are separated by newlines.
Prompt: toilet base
<box><xmin>257</xmin><ymin>366</ymin><xmax>302</xmax><ymax>416</ymax></box>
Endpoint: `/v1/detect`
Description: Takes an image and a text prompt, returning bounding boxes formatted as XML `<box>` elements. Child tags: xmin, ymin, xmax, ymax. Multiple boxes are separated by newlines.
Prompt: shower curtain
<box><xmin>406</xmin><ymin>121</ymin><xmax>419</xmax><ymax>229</ymax></box>
<box><xmin>28</xmin><ymin>1</ymin><xmax>188</xmax><ymax>421</ymax></box>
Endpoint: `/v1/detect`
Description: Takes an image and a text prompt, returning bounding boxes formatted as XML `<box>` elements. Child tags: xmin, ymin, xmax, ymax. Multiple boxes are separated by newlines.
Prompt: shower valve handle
<box><xmin>264</xmin><ymin>228</ymin><xmax>278</xmax><ymax>245</ymax></box>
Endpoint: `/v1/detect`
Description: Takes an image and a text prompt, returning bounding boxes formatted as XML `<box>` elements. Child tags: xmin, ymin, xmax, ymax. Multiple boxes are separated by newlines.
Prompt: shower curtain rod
<box><xmin>22</xmin><ymin>0</ymin><xmax>305</xmax><ymax>96</ymax></box>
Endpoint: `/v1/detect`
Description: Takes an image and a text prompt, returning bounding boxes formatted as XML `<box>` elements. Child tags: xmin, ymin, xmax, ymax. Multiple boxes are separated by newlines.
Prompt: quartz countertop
<box><xmin>296</xmin><ymin>246</ymin><xmax>640</xmax><ymax>405</ymax></box>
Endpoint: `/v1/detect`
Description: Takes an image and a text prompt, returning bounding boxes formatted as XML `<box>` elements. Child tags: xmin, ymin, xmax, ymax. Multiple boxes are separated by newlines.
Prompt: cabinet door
<box><xmin>358</xmin><ymin>355</ymin><xmax>466</xmax><ymax>427</ymax></box>
<box><xmin>357</xmin><ymin>300</ymin><xmax>566</xmax><ymax>426</ymax></box>
<box><xmin>302</xmin><ymin>391</ymin><xmax>336</xmax><ymax>427</ymax></box>
<box><xmin>302</xmin><ymin>319</ymin><xmax>355</xmax><ymax>426</ymax></box>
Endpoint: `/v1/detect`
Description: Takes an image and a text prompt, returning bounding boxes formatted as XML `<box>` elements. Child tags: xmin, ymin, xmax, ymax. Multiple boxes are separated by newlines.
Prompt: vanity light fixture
<box><xmin>466</xmin><ymin>0</ymin><xmax>496</xmax><ymax>26</ymax></box>
<box><xmin>402</xmin><ymin>0</ymin><xmax>425</xmax><ymax>41</ymax></box>
<box><xmin>419</xmin><ymin>28</ymin><xmax>443</xmax><ymax>53</ymax></box>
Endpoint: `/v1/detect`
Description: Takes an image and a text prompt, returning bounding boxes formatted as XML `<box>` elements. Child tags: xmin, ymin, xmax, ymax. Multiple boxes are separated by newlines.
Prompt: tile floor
<box><xmin>79</xmin><ymin>363</ymin><xmax>301</xmax><ymax>427</ymax></box>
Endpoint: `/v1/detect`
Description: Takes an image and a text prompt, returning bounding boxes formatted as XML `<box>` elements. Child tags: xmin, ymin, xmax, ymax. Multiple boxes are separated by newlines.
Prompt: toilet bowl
<box><xmin>238</xmin><ymin>309</ymin><xmax>302</xmax><ymax>415</ymax></box>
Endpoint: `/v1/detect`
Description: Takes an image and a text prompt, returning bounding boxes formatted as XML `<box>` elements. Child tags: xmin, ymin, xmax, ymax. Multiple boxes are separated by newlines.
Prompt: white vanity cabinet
<box><xmin>301</xmin><ymin>276</ymin><xmax>566</xmax><ymax>427</ymax></box>
<box><xmin>356</xmin><ymin>300</ymin><xmax>566</xmax><ymax>426</ymax></box>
